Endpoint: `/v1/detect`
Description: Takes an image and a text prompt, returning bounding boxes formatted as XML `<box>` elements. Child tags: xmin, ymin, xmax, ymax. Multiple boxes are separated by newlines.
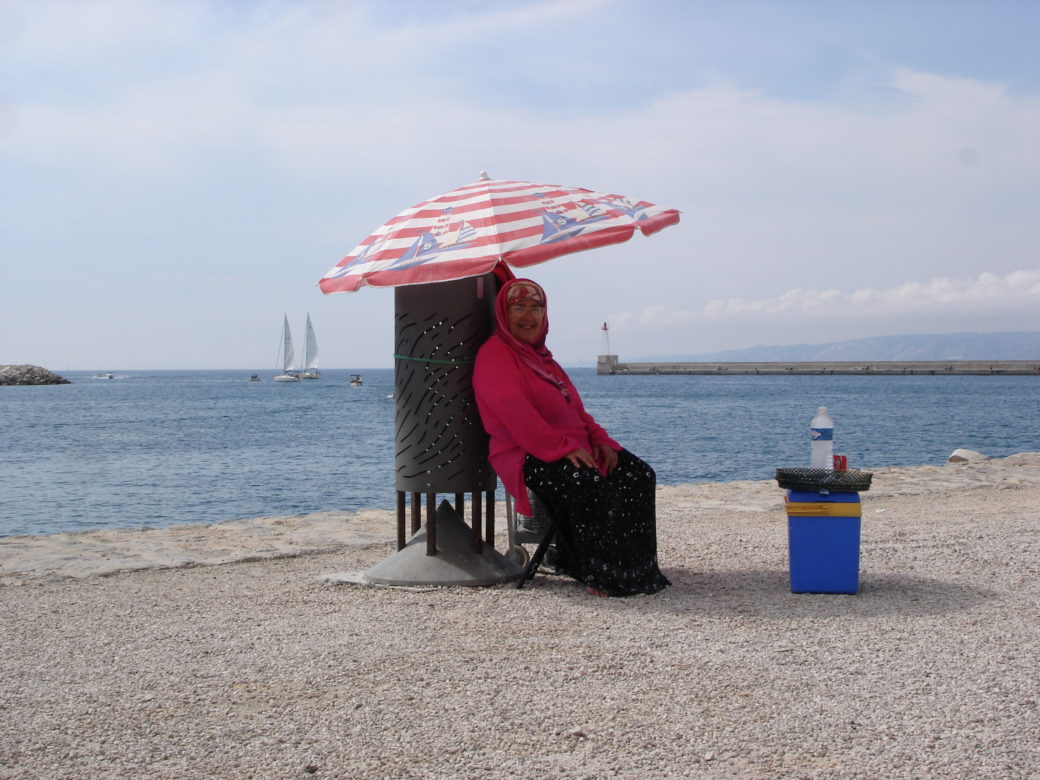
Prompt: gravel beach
<box><xmin>2</xmin><ymin>454</ymin><xmax>1039</xmax><ymax>779</ymax></box>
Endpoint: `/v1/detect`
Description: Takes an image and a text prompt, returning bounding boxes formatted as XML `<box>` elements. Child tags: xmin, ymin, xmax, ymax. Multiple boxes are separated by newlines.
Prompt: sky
<box><xmin>2</xmin><ymin>0</ymin><xmax>1038</xmax><ymax>370</ymax></box>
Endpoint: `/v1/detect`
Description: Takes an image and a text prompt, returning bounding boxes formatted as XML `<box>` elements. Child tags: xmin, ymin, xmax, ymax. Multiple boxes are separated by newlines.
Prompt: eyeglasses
<box><xmin>509</xmin><ymin>303</ymin><xmax>545</xmax><ymax>315</ymax></box>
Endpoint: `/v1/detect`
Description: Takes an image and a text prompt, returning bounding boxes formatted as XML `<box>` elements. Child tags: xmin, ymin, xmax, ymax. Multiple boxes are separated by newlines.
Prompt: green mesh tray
<box><xmin>775</xmin><ymin>467</ymin><xmax>873</xmax><ymax>492</ymax></box>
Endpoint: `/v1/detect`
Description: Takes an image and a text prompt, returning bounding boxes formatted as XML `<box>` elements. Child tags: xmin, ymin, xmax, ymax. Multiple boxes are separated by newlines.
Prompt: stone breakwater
<box><xmin>0</xmin><ymin>364</ymin><xmax>71</xmax><ymax>385</ymax></box>
<box><xmin>597</xmin><ymin>357</ymin><xmax>1040</xmax><ymax>375</ymax></box>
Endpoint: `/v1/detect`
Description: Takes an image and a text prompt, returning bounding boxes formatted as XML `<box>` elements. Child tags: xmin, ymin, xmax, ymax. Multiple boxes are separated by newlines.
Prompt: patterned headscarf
<box><xmin>492</xmin><ymin>278</ymin><xmax>569</xmax><ymax>397</ymax></box>
<box><xmin>504</xmin><ymin>280</ymin><xmax>545</xmax><ymax>309</ymax></box>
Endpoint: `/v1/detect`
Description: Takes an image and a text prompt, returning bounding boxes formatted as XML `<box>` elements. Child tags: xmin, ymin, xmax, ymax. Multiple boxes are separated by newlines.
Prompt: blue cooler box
<box><xmin>785</xmin><ymin>490</ymin><xmax>861</xmax><ymax>594</ymax></box>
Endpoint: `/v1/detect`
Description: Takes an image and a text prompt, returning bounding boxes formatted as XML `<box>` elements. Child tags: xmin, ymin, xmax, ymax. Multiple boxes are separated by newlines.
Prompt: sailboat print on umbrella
<box><xmin>384</xmin><ymin>220</ymin><xmax>478</xmax><ymax>272</ymax></box>
<box><xmin>597</xmin><ymin>195</ymin><xmax>661</xmax><ymax>222</ymax></box>
<box><xmin>539</xmin><ymin>199</ymin><xmax>611</xmax><ymax>244</ymax></box>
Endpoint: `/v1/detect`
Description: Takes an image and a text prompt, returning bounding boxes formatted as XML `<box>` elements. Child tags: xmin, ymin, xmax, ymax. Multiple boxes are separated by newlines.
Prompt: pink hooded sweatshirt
<box><xmin>473</xmin><ymin>278</ymin><xmax>620</xmax><ymax>516</ymax></box>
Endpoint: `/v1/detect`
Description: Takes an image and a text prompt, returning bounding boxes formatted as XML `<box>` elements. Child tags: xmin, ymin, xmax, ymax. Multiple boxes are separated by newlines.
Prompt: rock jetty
<box><xmin>0</xmin><ymin>365</ymin><xmax>71</xmax><ymax>386</ymax></box>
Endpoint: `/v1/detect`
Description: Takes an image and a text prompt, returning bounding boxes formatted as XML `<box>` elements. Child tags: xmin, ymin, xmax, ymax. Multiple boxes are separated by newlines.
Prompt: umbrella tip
<box><xmin>479</xmin><ymin>170</ymin><xmax>489</xmax><ymax>180</ymax></box>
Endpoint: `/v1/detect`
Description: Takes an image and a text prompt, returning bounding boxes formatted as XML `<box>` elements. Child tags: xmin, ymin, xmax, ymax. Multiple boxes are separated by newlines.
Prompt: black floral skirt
<box><xmin>523</xmin><ymin>449</ymin><xmax>670</xmax><ymax>597</ymax></box>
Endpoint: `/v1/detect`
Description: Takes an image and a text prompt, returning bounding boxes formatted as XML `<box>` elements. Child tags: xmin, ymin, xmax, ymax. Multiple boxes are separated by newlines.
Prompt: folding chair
<box><xmin>508</xmin><ymin>491</ymin><xmax>567</xmax><ymax>590</ymax></box>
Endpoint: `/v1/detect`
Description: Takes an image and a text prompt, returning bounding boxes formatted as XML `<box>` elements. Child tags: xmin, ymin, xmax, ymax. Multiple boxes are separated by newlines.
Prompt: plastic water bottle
<box><xmin>810</xmin><ymin>406</ymin><xmax>834</xmax><ymax>469</ymax></box>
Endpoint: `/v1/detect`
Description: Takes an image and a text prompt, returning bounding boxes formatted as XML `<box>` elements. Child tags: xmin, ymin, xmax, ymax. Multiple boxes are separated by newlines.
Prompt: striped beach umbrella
<box><xmin>318</xmin><ymin>173</ymin><xmax>679</xmax><ymax>293</ymax></box>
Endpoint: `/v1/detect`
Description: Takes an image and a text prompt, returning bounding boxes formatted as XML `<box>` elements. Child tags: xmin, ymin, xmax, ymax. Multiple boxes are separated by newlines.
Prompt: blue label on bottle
<box><xmin>810</xmin><ymin>427</ymin><xmax>833</xmax><ymax>441</ymax></box>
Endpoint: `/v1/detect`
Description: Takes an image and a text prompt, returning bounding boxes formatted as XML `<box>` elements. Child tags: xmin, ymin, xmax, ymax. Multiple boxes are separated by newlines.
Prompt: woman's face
<box><xmin>507</xmin><ymin>297</ymin><xmax>546</xmax><ymax>343</ymax></box>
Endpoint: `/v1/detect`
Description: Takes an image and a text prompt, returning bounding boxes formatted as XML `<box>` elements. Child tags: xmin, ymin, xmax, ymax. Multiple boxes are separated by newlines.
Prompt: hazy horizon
<box><xmin>20</xmin><ymin>329</ymin><xmax>1036</xmax><ymax>373</ymax></box>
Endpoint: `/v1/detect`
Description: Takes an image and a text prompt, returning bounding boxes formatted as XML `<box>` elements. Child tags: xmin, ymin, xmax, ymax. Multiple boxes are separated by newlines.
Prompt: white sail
<box><xmin>273</xmin><ymin>315</ymin><xmax>300</xmax><ymax>381</ymax></box>
<box><xmin>301</xmin><ymin>313</ymin><xmax>321</xmax><ymax>378</ymax></box>
<box><xmin>304</xmin><ymin>314</ymin><xmax>319</xmax><ymax>370</ymax></box>
<box><xmin>281</xmin><ymin>315</ymin><xmax>295</xmax><ymax>371</ymax></box>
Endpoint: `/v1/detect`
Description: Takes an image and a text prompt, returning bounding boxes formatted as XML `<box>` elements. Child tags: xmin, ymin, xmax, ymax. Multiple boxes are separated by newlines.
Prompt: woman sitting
<box><xmin>473</xmin><ymin>278</ymin><xmax>670</xmax><ymax>598</ymax></box>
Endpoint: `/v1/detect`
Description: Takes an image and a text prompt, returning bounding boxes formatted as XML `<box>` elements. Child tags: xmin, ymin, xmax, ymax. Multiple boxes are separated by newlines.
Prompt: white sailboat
<box><xmin>272</xmin><ymin>315</ymin><xmax>301</xmax><ymax>382</ymax></box>
<box><xmin>300</xmin><ymin>313</ymin><xmax>321</xmax><ymax>379</ymax></box>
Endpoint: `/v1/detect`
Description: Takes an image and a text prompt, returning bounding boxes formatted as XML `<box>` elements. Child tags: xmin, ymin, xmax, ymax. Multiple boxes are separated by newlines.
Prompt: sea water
<box><xmin>1</xmin><ymin>368</ymin><xmax>1037</xmax><ymax>537</ymax></box>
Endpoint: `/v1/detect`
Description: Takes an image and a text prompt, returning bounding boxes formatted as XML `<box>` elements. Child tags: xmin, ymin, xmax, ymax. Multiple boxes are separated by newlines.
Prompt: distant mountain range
<box><xmin>634</xmin><ymin>331</ymin><xmax>1040</xmax><ymax>362</ymax></box>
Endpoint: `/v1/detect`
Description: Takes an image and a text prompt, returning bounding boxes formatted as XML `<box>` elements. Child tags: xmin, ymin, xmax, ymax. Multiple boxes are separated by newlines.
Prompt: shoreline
<box><xmin>2</xmin><ymin>453</ymin><xmax>1039</xmax><ymax>777</ymax></box>
<box><xmin>2</xmin><ymin>452</ymin><xmax>1038</xmax><ymax>585</ymax></box>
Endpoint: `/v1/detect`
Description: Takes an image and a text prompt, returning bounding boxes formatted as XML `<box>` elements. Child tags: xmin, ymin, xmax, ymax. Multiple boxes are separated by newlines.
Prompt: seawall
<box><xmin>596</xmin><ymin>357</ymin><xmax>1040</xmax><ymax>376</ymax></box>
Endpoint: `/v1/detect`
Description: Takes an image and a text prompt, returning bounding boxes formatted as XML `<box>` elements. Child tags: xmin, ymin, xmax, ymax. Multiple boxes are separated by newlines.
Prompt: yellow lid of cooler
<box><xmin>784</xmin><ymin>498</ymin><xmax>862</xmax><ymax>517</ymax></box>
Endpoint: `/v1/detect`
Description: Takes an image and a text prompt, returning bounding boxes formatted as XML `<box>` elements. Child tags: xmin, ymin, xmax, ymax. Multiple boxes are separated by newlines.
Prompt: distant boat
<box><xmin>350</xmin><ymin>374</ymin><xmax>363</xmax><ymax>386</ymax></box>
<box><xmin>300</xmin><ymin>313</ymin><xmax>321</xmax><ymax>379</ymax></box>
<box><xmin>248</xmin><ymin>374</ymin><xmax>260</xmax><ymax>382</ymax></box>
<box><xmin>92</xmin><ymin>372</ymin><xmax>114</xmax><ymax>380</ymax></box>
<box><xmin>272</xmin><ymin>315</ymin><xmax>301</xmax><ymax>382</ymax></box>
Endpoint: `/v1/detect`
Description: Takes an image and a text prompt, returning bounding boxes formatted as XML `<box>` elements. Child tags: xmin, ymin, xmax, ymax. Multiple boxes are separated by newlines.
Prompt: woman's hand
<box><xmin>594</xmin><ymin>444</ymin><xmax>619</xmax><ymax>474</ymax></box>
<box><xmin>565</xmin><ymin>446</ymin><xmax>619</xmax><ymax>473</ymax></box>
<box><xmin>565</xmin><ymin>448</ymin><xmax>598</xmax><ymax>470</ymax></box>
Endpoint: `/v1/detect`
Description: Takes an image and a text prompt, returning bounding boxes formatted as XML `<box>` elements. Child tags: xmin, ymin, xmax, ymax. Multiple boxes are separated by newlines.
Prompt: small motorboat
<box><xmin>349</xmin><ymin>374</ymin><xmax>363</xmax><ymax>386</ymax></box>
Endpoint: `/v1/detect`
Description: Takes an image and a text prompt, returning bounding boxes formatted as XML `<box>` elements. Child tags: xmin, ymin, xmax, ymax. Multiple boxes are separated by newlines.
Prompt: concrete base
<box><xmin>364</xmin><ymin>500</ymin><xmax>523</xmax><ymax>587</ymax></box>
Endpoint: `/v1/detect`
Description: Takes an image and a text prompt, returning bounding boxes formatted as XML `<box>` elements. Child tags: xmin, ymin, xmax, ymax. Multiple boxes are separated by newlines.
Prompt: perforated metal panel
<box><xmin>393</xmin><ymin>274</ymin><xmax>499</xmax><ymax>494</ymax></box>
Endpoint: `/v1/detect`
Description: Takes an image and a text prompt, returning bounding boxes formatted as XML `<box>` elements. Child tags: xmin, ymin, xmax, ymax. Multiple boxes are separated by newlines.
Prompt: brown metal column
<box><xmin>426</xmin><ymin>492</ymin><xmax>437</xmax><ymax>556</ymax></box>
<box><xmin>471</xmin><ymin>491</ymin><xmax>482</xmax><ymax>553</ymax></box>
<box><xmin>396</xmin><ymin>491</ymin><xmax>406</xmax><ymax>550</ymax></box>
<box><xmin>410</xmin><ymin>492</ymin><xmax>421</xmax><ymax>535</ymax></box>
<box><xmin>485</xmin><ymin>488</ymin><xmax>495</xmax><ymax>548</ymax></box>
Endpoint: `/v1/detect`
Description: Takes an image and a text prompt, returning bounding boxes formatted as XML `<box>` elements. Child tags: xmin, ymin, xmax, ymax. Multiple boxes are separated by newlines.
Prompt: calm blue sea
<box><xmin>1</xmin><ymin>368</ymin><xmax>1037</xmax><ymax>537</ymax></box>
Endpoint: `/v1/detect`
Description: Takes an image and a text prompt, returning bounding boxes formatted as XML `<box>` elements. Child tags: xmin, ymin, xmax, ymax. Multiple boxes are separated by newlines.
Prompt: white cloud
<box><xmin>612</xmin><ymin>268</ymin><xmax>1040</xmax><ymax>329</ymax></box>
